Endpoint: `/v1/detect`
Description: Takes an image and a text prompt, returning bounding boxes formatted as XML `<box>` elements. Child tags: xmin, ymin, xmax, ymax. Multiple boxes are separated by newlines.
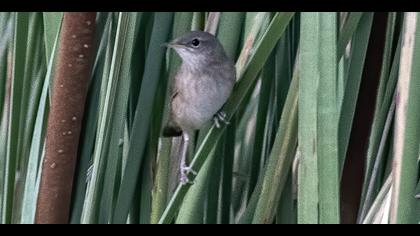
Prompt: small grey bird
<box><xmin>163</xmin><ymin>31</ymin><xmax>236</xmax><ymax>185</ymax></box>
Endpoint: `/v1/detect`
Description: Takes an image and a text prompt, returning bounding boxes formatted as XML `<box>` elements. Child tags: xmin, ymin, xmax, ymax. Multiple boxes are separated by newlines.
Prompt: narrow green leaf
<box><xmin>19</xmin><ymin>26</ymin><xmax>61</xmax><ymax>223</ymax></box>
<box><xmin>317</xmin><ymin>13</ymin><xmax>339</xmax><ymax>224</ymax></box>
<box><xmin>252</xmin><ymin>63</ymin><xmax>298</xmax><ymax>224</ymax></box>
<box><xmin>337</xmin><ymin>12</ymin><xmax>363</xmax><ymax>60</ymax></box>
<box><xmin>42</xmin><ymin>12</ymin><xmax>63</xmax><ymax>63</ymax></box>
<box><xmin>363</xmin><ymin>174</ymin><xmax>392</xmax><ymax>224</ymax></box>
<box><xmin>175</xmin><ymin>148</ymin><xmax>217</xmax><ymax>224</ymax></box>
<box><xmin>70</xmin><ymin>13</ymin><xmax>113</xmax><ymax>224</ymax></box>
<box><xmin>191</xmin><ymin>12</ymin><xmax>205</xmax><ymax>31</ymax></box>
<box><xmin>204</xmin><ymin>12</ymin><xmax>221</xmax><ymax>35</ymax></box>
<box><xmin>112</xmin><ymin>12</ymin><xmax>174</xmax><ymax>223</ymax></box>
<box><xmin>275</xmin><ymin>173</ymin><xmax>296</xmax><ymax>224</ymax></box>
<box><xmin>3</xmin><ymin>12</ymin><xmax>29</xmax><ymax>224</ymax></box>
<box><xmin>248</xmin><ymin>53</ymin><xmax>274</xmax><ymax>198</ymax></box>
<box><xmin>0</xmin><ymin>14</ymin><xmax>12</xmax><ymax>118</ymax></box>
<box><xmin>81</xmin><ymin>12</ymin><xmax>130</xmax><ymax>223</ymax></box>
<box><xmin>298</xmin><ymin>12</ymin><xmax>320</xmax><ymax>224</ymax></box>
<box><xmin>99</xmin><ymin>12</ymin><xmax>143</xmax><ymax>224</ymax></box>
<box><xmin>205</xmin><ymin>142</ymin><xmax>223</xmax><ymax>224</ymax></box>
<box><xmin>14</xmin><ymin>16</ymin><xmax>47</xmax><ymax>221</ymax></box>
<box><xmin>217</xmin><ymin>12</ymin><xmax>245</xmax><ymax>60</ymax></box>
<box><xmin>391</xmin><ymin>12</ymin><xmax>420</xmax><ymax>224</ymax></box>
<box><xmin>358</xmin><ymin>23</ymin><xmax>402</xmax><ymax>222</ymax></box>
<box><xmin>0</xmin><ymin>13</ymin><xmax>12</xmax><ymax>224</ymax></box>
<box><xmin>236</xmin><ymin>12</ymin><xmax>270</xmax><ymax>79</ymax></box>
<box><xmin>338</xmin><ymin>13</ymin><xmax>374</xmax><ymax>171</ymax></box>
<box><xmin>359</xmin><ymin>99</ymin><xmax>395</xmax><ymax>223</ymax></box>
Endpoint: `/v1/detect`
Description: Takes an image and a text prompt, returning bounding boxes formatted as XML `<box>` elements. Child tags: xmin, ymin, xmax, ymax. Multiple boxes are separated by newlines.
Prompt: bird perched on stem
<box><xmin>162</xmin><ymin>31</ymin><xmax>236</xmax><ymax>185</ymax></box>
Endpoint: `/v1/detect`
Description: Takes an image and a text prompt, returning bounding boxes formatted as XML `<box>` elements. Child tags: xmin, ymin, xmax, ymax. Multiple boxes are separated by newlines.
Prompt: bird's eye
<box><xmin>191</xmin><ymin>38</ymin><xmax>200</xmax><ymax>47</ymax></box>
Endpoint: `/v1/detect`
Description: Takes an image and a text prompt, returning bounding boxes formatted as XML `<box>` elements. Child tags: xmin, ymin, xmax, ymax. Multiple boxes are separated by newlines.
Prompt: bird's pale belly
<box><xmin>172</xmin><ymin>76</ymin><xmax>232</xmax><ymax>131</ymax></box>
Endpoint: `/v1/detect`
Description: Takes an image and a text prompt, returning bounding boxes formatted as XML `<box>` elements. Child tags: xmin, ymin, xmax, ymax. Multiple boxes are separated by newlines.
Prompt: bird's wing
<box><xmin>162</xmin><ymin>68</ymin><xmax>183</xmax><ymax>137</ymax></box>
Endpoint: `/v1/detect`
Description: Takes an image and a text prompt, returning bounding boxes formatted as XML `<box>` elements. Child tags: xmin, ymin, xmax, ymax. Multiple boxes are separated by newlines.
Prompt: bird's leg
<box><xmin>213</xmin><ymin>111</ymin><xmax>230</xmax><ymax>128</ymax></box>
<box><xmin>179</xmin><ymin>132</ymin><xmax>197</xmax><ymax>185</ymax></box>
<box><xmin>213</xmin><ymin>116</ymin><xmax>221</xmax><ymax>128</ymax></box>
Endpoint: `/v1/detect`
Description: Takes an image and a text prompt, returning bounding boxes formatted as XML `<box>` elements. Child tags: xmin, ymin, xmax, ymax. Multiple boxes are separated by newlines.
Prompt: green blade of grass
<box><xmin>175</xmin><ymin>147</ymin><xmax>217</xmax><ymax>224</ymax></box>
<box><xmin>337</xmin><ymin>12</ymin><xmax>363</xmax><ymax>61</ymax></box>
<box><xmin>338</xmin><ymin>12</ymin><xmax>374</xmax><ymax>172</ymax></box>
<box><xmin>237</xmin><ymin>57</ymin><xmax>297</xmax><ymax>224</ymax></box>
<box><xmin>362</xmin><ymin>174</ymin><xmax>392</xmax><ymax>224</ymax></box>
<box><xmin>236</xmin><ymin>12</ymin><xmax>270</xmax><ymax>79</ymax></box>
<box><xmin>297</xmin><ymin>12</ymin><xmax>320</xmax><ymax>224</ymax></box>
<box><xmin>231</xmin><ymin>89</ymin><xmax>259</xmax><ymax>219</ymax></box>
<box><xmin>252</xmin><ymin>62</ymin><xmax>298</xmax><ymax>224</ymax></box>
<box><xmin>0</xmin><ymin>14</ymin><xmax>12</xmax><ymax>118</ymax></box>
<box><xmin>220</xmin><ymin>123</ymin><xmax>236</xmax><ymax>223</ymax></box>
<box><xmin>275</xmin><ymin>172</ymin><xmax>296</xmax><ymax>224</ymax></box>
<box><xmin>0</xmin><ymin>12</ymin><xmax>12</xmax><ymax>224</ymax></box>
<box><xmin>99</xmin><ymin>12</ymin><xmax>142</xmax><ymax>224</ymax></box>
<box><xmin>13</xmin><ymin>14</ymin><xmax>47</xmax><ymax>223</ymax></box>
<box><xmin>19</xmin><ymin>22</ymin><xmax>61</xmax><ymax>223</ymax></box>
<box><xmin>391</xmin><ymin>12</ymin><xmax>420</xmax><ymax>224</ymax></box>
<box><xmin>70</xmin><ymin>13</ymin><xmax>113</xmax><ymax>224</ymax></box>
<box><xmin>248</xmin><ymin>53</ymin><xmax>275</xmax><ymax>199</ymax></box>
<box><xmin>205</xmin><ymin>140</ymin><xmax>223</xmax><ymax>224</ymax></box>
<box><xmin>2</xmin><ymin>12</ymin><xmax>29</xmax><ymax>224</ymax></box>
<box><xmin>42</xmin><ymin>12</ymin><xmax>63</xmax><ymax>63</ymax></box>
<box><xmin>112</xmin><ymin>12</ymin><xmax>174</xmax><ymax>223</ymax></box>
<box><xmin>191</xmin><ymin>12</ymin><xmax>205</xmax><ymax>31</ymax></box>
<box><xmin>358</xmin><ymin>22</ymin><xmax>402</xmax><ymax>222</ymax></box>
<box><xmin>217</xmin><ymin>12</ymin><xmax>245</xmax><ymax>60</ymax></box>
<box><xmin>207</xmin><ymin>12</ymin><xmax>243</xmax><ymax>224</ymax></box>
<box><xmin>317</xmin><ymin>13</ymin><xmax>339</xmax><ymax>224</ymax></box>
<box><xmin>80</xmin><ymin>12</ymin><xmax>130</xmax><ymax>223</ymax></box>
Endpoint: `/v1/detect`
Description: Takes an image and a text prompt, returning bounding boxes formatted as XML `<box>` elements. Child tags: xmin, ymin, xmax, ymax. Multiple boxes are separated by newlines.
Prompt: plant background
<box><xmin>0</xmin><ymin>12</ymin><xmax>419</xmax><ymax>224</ymax></box>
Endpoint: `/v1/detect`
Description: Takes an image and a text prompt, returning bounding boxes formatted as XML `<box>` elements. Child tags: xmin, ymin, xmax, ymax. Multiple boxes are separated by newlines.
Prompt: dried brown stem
<box><xmin>35</xmin><ymin>12</ymin><xmax>96</xmax><ymax>224</ymax></box>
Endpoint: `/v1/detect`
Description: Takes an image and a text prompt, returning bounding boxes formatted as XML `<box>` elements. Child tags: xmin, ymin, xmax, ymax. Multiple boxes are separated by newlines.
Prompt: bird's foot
<box><xmin>180</xmin><ymin>164</ymin><xmax>197</xmax><ymax>185</ymax></box>
<box><xmin>213</xmin><ymin>111</ymin><xmax>230</xmax><ymax>128</ymax></box>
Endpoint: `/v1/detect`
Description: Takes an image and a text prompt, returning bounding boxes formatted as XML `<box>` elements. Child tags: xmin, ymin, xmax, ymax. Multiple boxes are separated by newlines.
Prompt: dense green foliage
<box><xmin>0</xmin><ymin>12</ymin><xmax>419</xmax><ymax>224</ymax></box>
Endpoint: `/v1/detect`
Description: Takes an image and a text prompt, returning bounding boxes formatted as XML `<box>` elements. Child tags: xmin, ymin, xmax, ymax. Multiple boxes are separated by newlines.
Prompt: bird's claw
<box><xmin>180</xmin><ymin>164</ymin><xmax>197</xmax><ymax>185</ymax></box>
<box><xmin>213</xmin><ymin>111</ymin><xmax>230</xmax><ymax>128</ymax></box>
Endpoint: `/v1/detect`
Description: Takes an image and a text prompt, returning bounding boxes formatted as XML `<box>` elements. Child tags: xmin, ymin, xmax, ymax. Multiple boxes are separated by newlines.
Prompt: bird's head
<box><xmin>165</xmin><ymin>31</ymin><xmax>228</xmax><ymax>70</ymax></box>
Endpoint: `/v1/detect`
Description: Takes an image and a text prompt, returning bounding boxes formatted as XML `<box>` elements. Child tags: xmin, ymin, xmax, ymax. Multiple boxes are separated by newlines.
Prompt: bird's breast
<box><xmin>172</xmin><ymin>68</ymin><xmax>234</xmax><ymax>131</ymax></box>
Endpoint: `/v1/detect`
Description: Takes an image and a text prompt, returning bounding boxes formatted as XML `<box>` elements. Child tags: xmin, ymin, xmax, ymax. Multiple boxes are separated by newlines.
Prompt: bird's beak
<box><xmin>162</xmin><ymin>42</ymin><xmax>186</xmax><ymax>49</ymax></box>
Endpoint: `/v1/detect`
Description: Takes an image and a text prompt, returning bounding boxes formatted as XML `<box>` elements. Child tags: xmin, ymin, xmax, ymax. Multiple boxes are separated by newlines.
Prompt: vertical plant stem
<box><xmin>317</xmin><ymin>13</ymin><xmax>339</xmax><ymax>224</ymax></box>
<box><xmin>204</xmin><ymin>12</ymin><xmax>221</xmax><ymax>35</ymax></box>
<box><xmin>391</xmin><ymin>12</ymin><xmax>420</xmax><ymax>224</ymax></box>
<box><xmin>35</xmin><ymin>12</ymin><xmax>96</xmax><ymax>224</ymax></box>
<box><xmin>298</xmin><ymin>12</ymin><xmax>319</xmax><ymax>224</ymax></box>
